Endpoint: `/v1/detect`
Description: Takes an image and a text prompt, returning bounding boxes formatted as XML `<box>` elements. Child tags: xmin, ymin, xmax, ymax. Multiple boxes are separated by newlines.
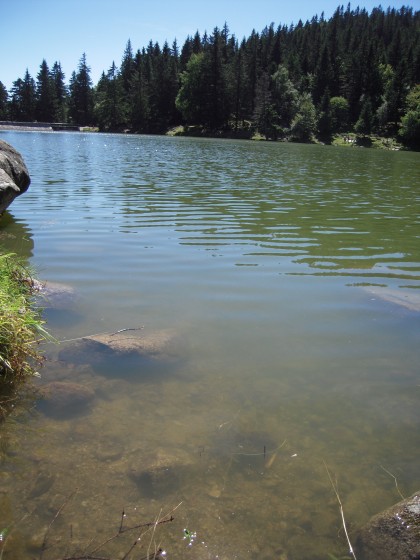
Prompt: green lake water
<box><xmin>0</xmin><ymin>131</ymin><xmax>419</xmax><ymax>559</ymax></box>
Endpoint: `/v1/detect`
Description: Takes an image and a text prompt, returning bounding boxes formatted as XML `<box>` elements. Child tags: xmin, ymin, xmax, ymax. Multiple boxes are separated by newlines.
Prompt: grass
<box><xmin>0</xmin><ymin>253</ymin><xmax>50</xmax><ymax>420</ymax></box>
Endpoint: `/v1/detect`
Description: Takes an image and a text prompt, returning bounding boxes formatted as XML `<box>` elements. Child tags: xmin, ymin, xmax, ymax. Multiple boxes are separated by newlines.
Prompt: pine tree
<box><xmin>253</xmin><ymin>71</ymin><xmax>281</xmax><ymax>139</ymax></box>
<box><xmin>36</xmin><ymin>59</ymin><xmax>56</xmax><ymax>122</ymax></box>
<box><xmin>206</xmin><ymin>26</ymin><xmax>231</xmax><ymax>129</ymax></box>
<box><xmin>354</xmin><ymin>96</ymin><xmax>374</xmax><ymax>135</ymax></box>
<box><xmin>68</xmin><ymin>53</ymin><xmax>94</xmax><ymax>126</ymax></box>
<box><xmin>9</xmin><ymin>71</ymin><xmax>36</xmax><ymax>121</ymax></box>
<box><xmin>0</xmin><ymin>82</ymin><xmax>9</xmax><ymax>120</ymax></box>
<box><xmin>51</xmin><ymin>62</ymin><xmax>67</xmax><ymax>122</ymax></box>
<box><xmin>94</xmin><ymin>62</ymin><xmax>127</xmax><ymax>131</ymax></box>
<box><xmin>230</xmin><ymin>42</ymin><xmax>247</xmax><ymax>130</ymax></box>
<box><xmin>129</xmin><ymin>52</ymin><xmax>150</xmax><ymax>133</ymax></box>
<box><xmin>120</xmin><ymin>39</ymin><xmax>135</xmax><ymax>94</ymax></box>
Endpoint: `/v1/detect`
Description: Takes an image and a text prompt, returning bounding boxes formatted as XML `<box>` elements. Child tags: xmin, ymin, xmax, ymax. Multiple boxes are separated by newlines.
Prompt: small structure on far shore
<box><xmin>0</xmin><ymin>120</ymin><xmax>80</xmax><ymax>132</ymax></box>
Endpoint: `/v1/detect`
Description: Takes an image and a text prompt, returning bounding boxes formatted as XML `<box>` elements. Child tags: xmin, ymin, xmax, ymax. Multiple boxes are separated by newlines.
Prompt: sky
<box><xmin>1</xmin><ymin>0</ymin><xmax>418</xmax><ymax>90</ymax></box>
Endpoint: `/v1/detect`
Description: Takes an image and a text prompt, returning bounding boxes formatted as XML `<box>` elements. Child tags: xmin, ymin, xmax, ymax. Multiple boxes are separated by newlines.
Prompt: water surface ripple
<box><xmin>0</xmin><ymin>131</ymin><xmax>419</xmax><ymax>560</ymax></box>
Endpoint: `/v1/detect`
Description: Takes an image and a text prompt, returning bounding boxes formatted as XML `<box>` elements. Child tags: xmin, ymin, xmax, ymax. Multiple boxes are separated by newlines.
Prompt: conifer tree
<box><xmin>9</xmin><ymin>71</ymin><xmax>36</xmax><ymax>121</ymax></box>
<box><xmin>94</xmin><ymin>62</ymin><xmax>127</xmax><ymax>131</ymax></box>
<box><xmin>130</xmin><ymin>60</ymin><xmax>150</xmax><ymax>132</ymax></box>
<box><xmin>355</xmin><ymin>96</ymin><xmax>374</xmax><ymax>135</ymax></box>
<box><xmin>253</xmin><ymin>71</ymin><xmax>281</xmax><ymax>139</ymax></box>
<box><xmin>120</xmin><ymin>39</ymin><xmax>135</xmax><ymax>94</ymax></box>
<box><xmin>51</xmin><ymin>62</ymin><xmax>67</xmax><ymax>122</ymax></box>
<box><xmin>68</xmin><ymin>53</ymin><xmax>94</xmax><ymax>126</ymax></box>
<box><xmin>0</xmin><ymin>82</ymin><xmax>9</xmax><ymax>120</ymax></box>
<box><xmin>36</xmin><ymin>59</ymin><xmax>56</xmax><ymax>122</ymax></box>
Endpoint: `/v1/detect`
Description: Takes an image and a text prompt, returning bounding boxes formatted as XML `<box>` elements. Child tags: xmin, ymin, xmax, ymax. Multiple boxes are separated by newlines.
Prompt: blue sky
<box><xmin>1</xmin><ymin>0</ymin><xmax>417</xmax><ymax>90</ymax></box>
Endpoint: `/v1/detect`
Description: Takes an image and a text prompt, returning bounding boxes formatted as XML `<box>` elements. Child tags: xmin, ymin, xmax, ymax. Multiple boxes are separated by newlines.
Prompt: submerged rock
<box><xmin>32</xmin><ymin>279</ymin><xmax>78</xmax><ymax>310</ymax></box>
<box><xmin>38</xmin><ymin>381</ymin><xmax>95</xmax><ymax>418</ymax></box>
<box><xmin>363</xmin><ymin>286</ymin><xmax>420</xmax><ymax>312</ymax></box>
<box><xmin>29</xmin><ymin>470</ymin><xmax>55</xmax><ymax>499</ymax></box>
<box><xmin>0</xmin><ymin>139</ymin><xmax>30</xmax><ymax>214</ymax></box>
<box><xmin>58</xmin><ymin>328</ymin><xmax>182</xmax><ymax>373</ymax></box>
<box><xmin>128</xmin><ymin>448</ymin><xmax>193</xmax><ymax>497</ymax></box>
<box><xmin>355</xmin><ymin>491</ymin><xmax>420</xmax><ymax>560</ymax></box>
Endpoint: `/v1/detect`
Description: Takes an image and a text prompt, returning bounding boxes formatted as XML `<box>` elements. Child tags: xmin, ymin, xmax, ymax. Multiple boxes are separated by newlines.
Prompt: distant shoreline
<box><xmin>0</xmin><ymin>122</ymin><xmax>410</xmax><ymax>151</ymax></box>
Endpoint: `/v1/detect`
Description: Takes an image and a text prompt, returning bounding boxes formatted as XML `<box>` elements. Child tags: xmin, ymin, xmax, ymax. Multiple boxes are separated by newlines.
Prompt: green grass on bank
<box><xmin>0</xmin><ymin>253</ymin><xmax>49</xmax><ymax>420</ymax></box>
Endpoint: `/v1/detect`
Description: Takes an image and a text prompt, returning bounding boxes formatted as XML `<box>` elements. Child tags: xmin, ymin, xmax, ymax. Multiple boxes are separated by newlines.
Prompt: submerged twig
<box><xmin>323</xmin><ymin>461</ymin><xmax>357</xmax><ymax>560</ymax></box>
<box><xmin>380</xmin><ymin>465</ymin><xmax>405</xmax><ymax>500</ymax></box>
<box><xmin>58</xmin><ymin>326</ymin><xmax>144</xmax><ymax>343</ymax></box>
<box><xmin>40</xmin><ymin>490</ymin><xmax>78</xmax><ymax>560</ymax></box>
<box><xmin>111</xmin><ymin>327</ymin><xmax>144</xmax><ymax>335</ymax></box>
<box><xmin>232</xmin><ymin>439</ymin><xmax>287</xmax><ymax>457</ymax></box>
<box><xmin>78</xmin><ymin>501</ymin><xmax>182</xmax><ymax>559</ymax></box>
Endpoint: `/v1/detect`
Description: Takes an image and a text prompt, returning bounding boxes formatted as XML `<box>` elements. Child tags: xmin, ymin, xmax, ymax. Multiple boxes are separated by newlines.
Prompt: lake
<box><xmin>0</xmin><ymin>131</ymin><xmax>419</xmax><ymax>560</ymax></box>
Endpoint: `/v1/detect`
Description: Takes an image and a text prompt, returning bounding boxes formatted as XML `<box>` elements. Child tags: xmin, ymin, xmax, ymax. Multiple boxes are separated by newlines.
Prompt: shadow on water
<box><xmin>0</xmin><ymin>211</ymin><xmax>34</xmax><ymax>258</ymax></box>
<box><xmin>41</xmin><ymin>307</ymin><xmax>84</xmax><ymax>329</ymax></box>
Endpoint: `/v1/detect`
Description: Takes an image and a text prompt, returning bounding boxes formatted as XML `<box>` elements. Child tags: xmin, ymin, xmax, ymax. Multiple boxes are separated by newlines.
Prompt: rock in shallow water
<box><xmin>355</xmin><ymin>491</ymin><xmax>420</xmax><ymax>560</ymax></box>
<box><xmin>128</xmin><ymin>448</ymin><xmax>194</xmax><ymax>498</ymax></box>
<box><xmin>363</xmin><ymin>286</ymin><xmax>420</xmax><ymax>312</ymax></box>
<box><xmin>38</xmin><ymin>381</ymin><xmax>95</xmax><ymax>418</ymax></box>
<box><xmin>58</xmin><ymin>328</ymin><xmax>182</xmax><ymax>375</ymax></box>
<box><xmin>32</xmin><ymin>279</ymin><xmax>78</xmax><ymax>310</ymax></box>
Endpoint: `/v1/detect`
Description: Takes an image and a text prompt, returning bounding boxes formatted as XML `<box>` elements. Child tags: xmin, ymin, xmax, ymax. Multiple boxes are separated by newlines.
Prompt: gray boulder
<box><xmin>355</xmin><ymin>491</ymin><xmax>420</xmax><ymax>560</ymax></box>
<box><xmin>0</xmin><ymin>139</ymin><xmax>31</xmax><ymax>214</ymax></box>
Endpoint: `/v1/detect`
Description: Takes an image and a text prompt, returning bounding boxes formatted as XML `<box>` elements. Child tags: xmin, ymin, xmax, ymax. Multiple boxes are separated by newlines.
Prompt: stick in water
<box><xmin>323</xmin><ymin>461</ymin><xmax>357</xmax><ymax>560</ymax></box>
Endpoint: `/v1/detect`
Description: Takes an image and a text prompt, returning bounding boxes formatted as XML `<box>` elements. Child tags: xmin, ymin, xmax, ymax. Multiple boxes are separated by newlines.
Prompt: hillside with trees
<box><xmin>0</xmin><ymin>5</ymin><xmax>419</xmax><ymax>147</ymax></box>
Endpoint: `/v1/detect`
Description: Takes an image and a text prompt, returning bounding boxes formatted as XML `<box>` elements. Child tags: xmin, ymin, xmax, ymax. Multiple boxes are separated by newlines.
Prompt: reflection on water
<box><xmin>0</xmin><ymin>211</ymin><xmax>34</xmax><ymax>258</ymax></box>
<box><xmin>0</xmin><ymin>131</ymin><xmax>419</xmax><ymax>559</ymax></box>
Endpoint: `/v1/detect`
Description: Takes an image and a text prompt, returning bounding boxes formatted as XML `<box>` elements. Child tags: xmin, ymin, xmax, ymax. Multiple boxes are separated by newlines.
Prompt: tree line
<box><xmin>0</xmin><ymin>4</ymin><xmax>419</xmax><ymax>146</ymax></box>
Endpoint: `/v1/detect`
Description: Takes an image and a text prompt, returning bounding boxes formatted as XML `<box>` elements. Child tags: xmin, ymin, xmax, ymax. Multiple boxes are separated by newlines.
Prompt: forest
<box><xmin>0</xmin><ymin>4</ymin><xmax>419</xmax><ymax>147</ymax></box>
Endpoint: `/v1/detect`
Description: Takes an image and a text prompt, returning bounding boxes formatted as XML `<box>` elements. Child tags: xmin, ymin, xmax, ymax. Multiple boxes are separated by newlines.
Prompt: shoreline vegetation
<box><xmin>167</xmin><ymin>125</ymin><xmax>407</xmax><ymax>150</ymax></box>
<box><xmin>0</xmin><ymin>121</ymin><xmax>408</xmax><ymax>151</ymax></box>
<box><xmin>0</xmin><ymin>253</ymin><xmax>49</xmax><ymax>421</ymax></box>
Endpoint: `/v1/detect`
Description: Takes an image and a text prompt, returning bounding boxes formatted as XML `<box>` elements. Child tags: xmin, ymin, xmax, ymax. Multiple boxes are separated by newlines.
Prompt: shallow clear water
<box><xmin>0</xmin><ymin>131</ymin><xmax>419</xmax><ymax>559</ymax></box>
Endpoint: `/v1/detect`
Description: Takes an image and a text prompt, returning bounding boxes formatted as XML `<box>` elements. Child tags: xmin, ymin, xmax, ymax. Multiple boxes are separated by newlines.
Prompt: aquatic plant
<box><xmin>0</xmin><ymin>253</ymin><xmax>50</xmax><ymax>420</ymax></box>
